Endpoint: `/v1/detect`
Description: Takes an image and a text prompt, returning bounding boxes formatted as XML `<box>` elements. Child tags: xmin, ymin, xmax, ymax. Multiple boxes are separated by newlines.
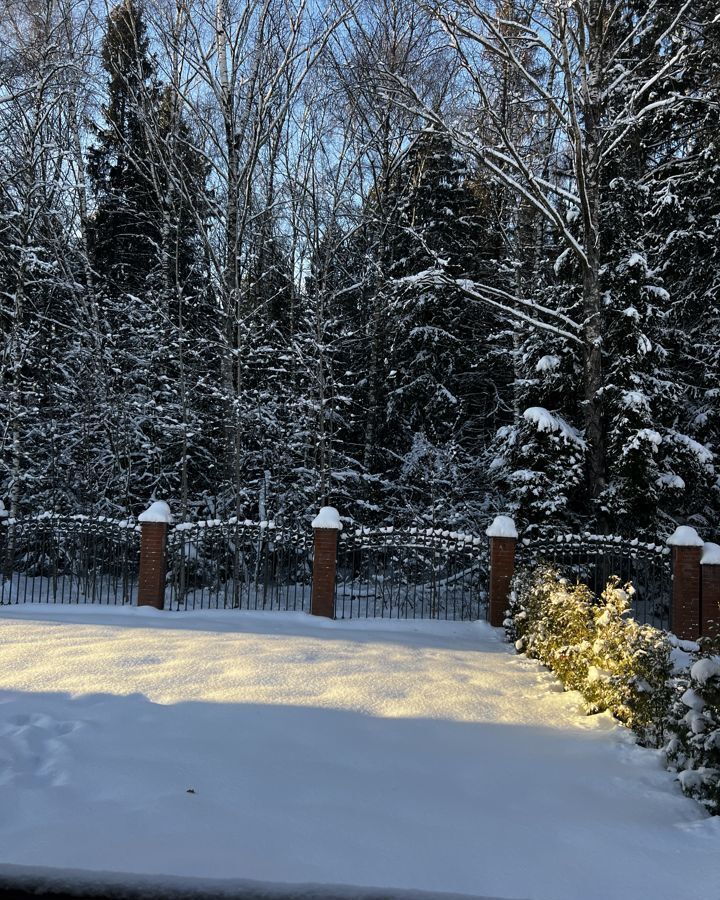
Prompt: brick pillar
<box><xmin>311</xmin><ymin>507</ymin><xmax>342</xmax><ymax>618</ymax></box>
<box><xmin>701</xmin><ymin>543</ymin><xmax>720</xmax><ymax>640</ymax></box>
<box><xmin>487</xmin><ymin>516</ymin><xmax>518</xmax><ymax>628</ymax></box>
<box><xmin>138</xmin><ymin>501</ymin><xmax>172</xmax><ymax>610</ymax></box>
<box><xmin>667</xmin><ymin>526</ymin><xmax>704</xmax><ymax>640</ymax></box>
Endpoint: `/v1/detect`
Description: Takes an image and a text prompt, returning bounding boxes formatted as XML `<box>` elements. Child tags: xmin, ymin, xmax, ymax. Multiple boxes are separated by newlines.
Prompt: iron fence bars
<box><xmin>517</xmin><ymin>532</ymin><xmax>672</xmax><ymax>629</ymax></box>
<box><xmin>0</xmin><ymin>514</ymin><xmax>140</xmax><ymax>606</ymax></box>
<box><xmin>166</xmin><ymin>519</ymin><xmax>313</xmax><ymax>611</ymax></box>
<box><xmin>335</xmin><ymin>526</ymin><xmax>488</xmax><ymax>621</ymax></box>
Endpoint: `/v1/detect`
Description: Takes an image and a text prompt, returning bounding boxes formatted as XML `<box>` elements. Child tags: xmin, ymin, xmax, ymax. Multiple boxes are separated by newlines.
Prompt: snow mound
<box><xmin>311</xmin><ymin>506</ymin><xmax>343</xmax><ymax>530</ymax></box>
<box><xmin>486</xmin><ymin>515</ymin><xmax>518</xmax><ymax>539</ymax></box>
<box><xmin>701</xmin><ymin>542</ymin><xmax>720</xmax><ymax>565</ymax></box>
<box><xmin>138</xmin><ymin>500</ymin><xmax>173</xmax><ymax>524</ymax></box>
<box><xmin>535</xmin><ymin>355</ymin><xmax>560</xmax><ymax>373</ymax></box>
<box><xmin>671</xmin><ymin>433</ymin><xmax>713</xmax><ymax>468</ymax></box>
<box><xmin>523</xmin><ymin>407</ymin><xmax>586</xmax><ymax>448</ymax></box>
<box><xmin>657</xmin><ymin>473</ymin><xmax>685</xmax><ymax>491</ymax></box>
<box><xmin>666</xmin><ymin>526</ymin><xmax>703</xmax><ymax>547</ymax></box>
<box><xmin>691</xmin><ymin>657</ymin><xmax>720</xmax><ymax>685</ymax></box>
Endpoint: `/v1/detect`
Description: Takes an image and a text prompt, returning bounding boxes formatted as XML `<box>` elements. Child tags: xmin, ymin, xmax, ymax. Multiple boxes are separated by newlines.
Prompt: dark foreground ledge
<box><xmin>0</xmin><ymin>864</ymin><xmax>516</xmax><ymax>900</ymax></box>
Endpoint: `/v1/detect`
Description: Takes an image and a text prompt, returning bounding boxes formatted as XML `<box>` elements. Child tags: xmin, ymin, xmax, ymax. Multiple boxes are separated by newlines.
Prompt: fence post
<box><xmin>137</xmin><ymin>501</ymin><xmax>173</xmax><ymax>610</ymax></box>
<box><xmin>311</xmin><ymin>507</ymin><xmax>342</xmax><ymax>618</ymax></box>
<box><xmin>487</xmin><ymin>516</ymin><xmax>518</xmax><ymax>628</ymax></box>
<box><xmin>701</xmin><ymin>542</ymin><xmax>720</xmax><ymax>639</ymax></box>
<box><xmin>667</xmin><ymin>526</ymin><xmax>704</xmax><ymax>640</ymax></box>
<box><xmin>0</xmin><ymin>501</ymin><xmax>7</xmax><ymax>581</ymax></box>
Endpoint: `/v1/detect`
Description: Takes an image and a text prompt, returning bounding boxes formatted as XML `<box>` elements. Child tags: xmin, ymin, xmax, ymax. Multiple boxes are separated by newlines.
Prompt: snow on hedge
<box><xmin>667</xmin><ymin>650</ymin><xmax>720</xmax><ymax>813</ymax></box>
<box><xmin>691</xmin><ymin>657</ymin><xmax>720</xmax><ymax>686</ymax></box>
<box><xmin>506</xmin><ymin>567</ymin><xmax>672</xmax><ymax>745</ymax></box>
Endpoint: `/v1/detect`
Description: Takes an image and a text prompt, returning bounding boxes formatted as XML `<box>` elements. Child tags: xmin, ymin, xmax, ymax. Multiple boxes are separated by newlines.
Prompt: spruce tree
<box><xmin>88</xmin><ymin>0</ymin><xmax>161</xmax><ymax>295</ymax></box>
<box><xmin>383</xmin><ymin>128</ymin><xmax>500</xmax><ymax>522</ymax></box>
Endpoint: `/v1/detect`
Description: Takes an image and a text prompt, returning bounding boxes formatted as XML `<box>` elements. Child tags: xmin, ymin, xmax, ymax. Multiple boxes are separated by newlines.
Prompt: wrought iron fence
<box><xmin>165</xmin><ymin>520</ymin><xmax>313</xmax><ymax>611</ymax></box>
<box><xmin>335</xmin><ymin>526</ymin><xmax>487</xmax><ymax>620</ymax></box>
<box><xmin>0</xmin><ymin>514</ymin><xmax>140</xmax><ymax>606</ymax></box>
<box><xmin>517</xmin><ymin>533</ymin><xmax>672</xmax><ymax>629</ymax></box>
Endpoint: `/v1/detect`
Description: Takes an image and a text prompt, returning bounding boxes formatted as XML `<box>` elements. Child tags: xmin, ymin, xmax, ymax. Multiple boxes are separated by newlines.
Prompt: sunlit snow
<box><xmin>0</xmin><ymin>606</ymin><xmax>717</xmax><ymax>900</ymax></box>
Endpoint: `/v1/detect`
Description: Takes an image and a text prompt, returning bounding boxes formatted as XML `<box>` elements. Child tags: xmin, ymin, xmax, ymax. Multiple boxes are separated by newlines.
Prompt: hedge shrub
<box><xmin>665</xmin><ymin>638</ymin><xmax>720</xmax><ymax>814</ymax></box>
<box><xmin>506</xmin><ymin>566</ymin><xmax>672</xmax><ymax>746</ymax></box>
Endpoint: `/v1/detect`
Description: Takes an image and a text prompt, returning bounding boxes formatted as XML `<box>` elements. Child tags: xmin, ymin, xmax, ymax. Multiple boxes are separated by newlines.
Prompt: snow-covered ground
<box><xmin>0</xmin><ymin>605</ymin><xmax>717</xmax><ymax>900</ymax></box>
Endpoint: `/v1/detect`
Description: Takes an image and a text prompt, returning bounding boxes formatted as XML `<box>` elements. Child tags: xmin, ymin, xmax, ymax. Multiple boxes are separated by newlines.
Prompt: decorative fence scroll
<box><xmin>335</xmin><ymin>526</ymin><xmax>488</xmax><ymax>621</ymax></box>
<box><xmin>0</xmin><ymin>514</ymin><xmax>139</xmax><ymax>606</ymax></box>
<box><xmin>517</xmin><ymin>532</ymin><xmax>672</xmax><ymax>630</ymax></box>
<box><xmin>165</xmin><ymin>519</ymin><xmax>313</xmax><ymax>611</ymax></box>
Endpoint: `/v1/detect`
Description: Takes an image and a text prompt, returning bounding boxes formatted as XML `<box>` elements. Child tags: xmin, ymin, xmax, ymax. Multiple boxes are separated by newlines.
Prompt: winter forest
<box><xmin>0</xmin><ymin>0</ymin><xmax>718</xmax><ymax>539</ymax></box>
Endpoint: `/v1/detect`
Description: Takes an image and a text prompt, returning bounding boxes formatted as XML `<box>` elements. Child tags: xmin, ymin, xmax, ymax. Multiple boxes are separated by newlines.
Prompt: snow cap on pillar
<box><xmin>701</xmin><ymin>543</ymin><xmax>720</xmax><ymax>565</ymax></box>
<box><xmin>311</xmin><ymin>506</ymin><xmax>343</xmax><ymax>530</ymax></box>
<box><xmin>666</xmin><ymin>525</ymin><xmax>703</xmax><ymax>547</ymax></box>
<box><xmin>138</xmin><ymin>500</ymin><xmax>173</xmax><ymax>525</ymax></box>
<box><xmin>486</xmin><ymin>515</ymin><xmax>518</xmax><ymax>539</ymax></box>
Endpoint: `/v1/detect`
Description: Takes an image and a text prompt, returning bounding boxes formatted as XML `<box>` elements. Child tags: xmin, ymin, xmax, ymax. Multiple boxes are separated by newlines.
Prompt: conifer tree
<box><xmin>383</xmin><ymin>128</ymin><xmax>500</xmax><ymax>521</ymax></box>
<box><xmin>88</xmin><ymin>0</ymin><xmax>161</xmax><ymax>295</ymax></box>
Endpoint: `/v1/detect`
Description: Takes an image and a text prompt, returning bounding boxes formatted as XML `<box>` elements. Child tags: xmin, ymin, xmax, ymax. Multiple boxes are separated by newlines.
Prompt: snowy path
<box><xmin>0</xmin><ymin>606</ymin><xmax>717</xmax><ymax>900</ymax></box>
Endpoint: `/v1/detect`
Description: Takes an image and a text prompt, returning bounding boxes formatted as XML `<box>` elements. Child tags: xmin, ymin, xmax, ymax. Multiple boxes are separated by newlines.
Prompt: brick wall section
<box><xmin>701</xmin><ymin>564</ymin><xmax>720</xmax><ymax>640</ymax></box>
<box><xmin>138</xmin><ymin>522</ymin><xmax>168</xmax><ymax>609</ymax></box>
<box><xmin>488</xmin><ymin>536</ymin><xmax>517</xmax><ymax>628</ymax></box>
<box><xmin>311</xmin><ymin>528</ymin><xmax>338</xmax><ymax>618</ymax></box>
<box><xmin>671</xmin><ymin>545</ymin><xmax>702</xmax><ymax>640</ymax></box>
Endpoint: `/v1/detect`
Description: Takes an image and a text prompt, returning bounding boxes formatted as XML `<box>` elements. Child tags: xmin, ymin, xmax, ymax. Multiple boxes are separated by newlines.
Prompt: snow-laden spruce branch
<box><xmin>395</xmin><ymin>268</ymin><xmax>584</xmax><ymax>345</ymax></box>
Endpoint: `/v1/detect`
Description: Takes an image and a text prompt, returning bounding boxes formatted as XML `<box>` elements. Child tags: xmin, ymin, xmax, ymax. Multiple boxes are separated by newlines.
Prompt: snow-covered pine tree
<box><xmin>643</xmin><ymin>0</ymin><xmax>720</xmax><ymax>535</ymax></box>
<box><xmin>0</xmin><ymin>2</ymin><xmax>95</xmax><ymax>515</ymax></box>
<box><xmin>87</xmin><ymin>0</ymin><xmax>162</xmax><ymax>295</ymax></box>
<box><xmin>84</xmin><ymin>1</ymin><xmax>218</xmax><ymax>516</ymax></box>
<box><xmin>580</xmin><ymin>0</ymin><xmax>718</xmax><ymax>537</ymax></box>
<box><xmin>598</xmin><ymin>171</ymin><xmax>668</xmax><ymax>534</ymax></box>
<box><xmin>490</xmin><ymin>207</ymin><xmax>586</xmax><ymax>535</ymax></box>
<box><xmin>383</xmin><ymin>127</ymin><xmax>502</xmax><ymax>524</ymax></box>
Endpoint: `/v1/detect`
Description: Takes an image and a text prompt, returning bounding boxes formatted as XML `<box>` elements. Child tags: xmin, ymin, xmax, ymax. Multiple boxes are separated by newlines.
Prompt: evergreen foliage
<box><xmin>666</xmin><ymin>641</ymin><xmax>720</xmax><ymax>813</ymax></box>
<box><xmin>88</xmin><ymin>0</ymin><xmax>161</xmax><ymax>294</ymax></box>
<box><xmin>0</xmin><ymin>0</ymin><xmax>717</xmax><ymax>536</ymax></box>
<box><xmin>508</xmin><ymin>567</ymin><xmax>672</xmax><ymax>743</ymax></box>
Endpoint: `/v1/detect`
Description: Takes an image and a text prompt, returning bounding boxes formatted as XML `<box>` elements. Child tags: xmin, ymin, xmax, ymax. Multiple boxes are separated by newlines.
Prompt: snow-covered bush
<box><xmin>665</xmin><ymin>641</ymin><xmax>720</xmax><ymax>813</ymax></box>
<box><xmin>508</xmin><ymin>567</ymin><xmax>672</xmax><ymax>744</ymax></box>
<box><xmin>584</xmin><ymin>580</ymin><xmax>672</xmax><ymax>745</ymax></box>
<box><xmin>507</xmin><ymin>566</ymin><xmax>594</xmax><ymax>691</ymax></box>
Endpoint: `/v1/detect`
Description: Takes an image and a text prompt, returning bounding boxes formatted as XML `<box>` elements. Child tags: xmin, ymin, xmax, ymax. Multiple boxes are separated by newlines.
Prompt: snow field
<box><xmin>0</xmin><ymin>605</ymin><xmax>718</xmax><ymax>900</ymax></box>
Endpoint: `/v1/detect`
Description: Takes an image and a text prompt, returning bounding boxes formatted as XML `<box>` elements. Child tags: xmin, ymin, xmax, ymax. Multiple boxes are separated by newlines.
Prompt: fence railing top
<box><xmin>1</xmin><ymin>512</ymin><xmax>139</xmax><ymax>531</ymax></box>
<box><xmin>520</xmin><ymin>531</ymin><xmax>671</xmax><ymax>555</ymax></box>
<box><xmin>340</xmin><ymin>525</ymin><xmax>485</xmax><ymax>548</ymax></box>
<box><xmin>172</xmin><ymin>518</ymin><xmax>304</xmax><ymax>532</ymax></box>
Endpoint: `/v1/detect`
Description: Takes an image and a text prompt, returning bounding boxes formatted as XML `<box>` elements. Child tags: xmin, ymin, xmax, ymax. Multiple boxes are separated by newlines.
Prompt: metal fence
<box><xmin>0</xmin><ymin>515</ymin><xmax>140</xmax><ymax>606</ymax></box>
<box><xmin>165</xmin><ymin>520</ymin><xmax>313</xmax><ymax>611</ymax></box>
<box><xmin>517</xmin><ymin>532</ymin><xmax>672</xmax><ymax>629</ymax></box>
<box><xmin>0</xmin><ymin>513</ymin><xmax>674</xmax><ymax>630</ymax></box>
<box><xmin>335</xmin><ymin>526</ymin><xmax>488</xmax><ymax>621</ymax></box>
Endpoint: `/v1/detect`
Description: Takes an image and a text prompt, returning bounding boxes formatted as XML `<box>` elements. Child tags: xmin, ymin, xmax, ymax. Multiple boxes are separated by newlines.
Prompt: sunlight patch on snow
<box><xmin>0</xmin><ymin>606</ymin><xmax>717</xmax><ymax>900</ymax></box>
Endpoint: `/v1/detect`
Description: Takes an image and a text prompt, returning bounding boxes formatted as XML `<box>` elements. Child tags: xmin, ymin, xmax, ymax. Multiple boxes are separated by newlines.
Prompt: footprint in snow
<box><xmin>0</xmin><ymin>712</ymin><xmax>80</xmax><ymax>788</ymax></box>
